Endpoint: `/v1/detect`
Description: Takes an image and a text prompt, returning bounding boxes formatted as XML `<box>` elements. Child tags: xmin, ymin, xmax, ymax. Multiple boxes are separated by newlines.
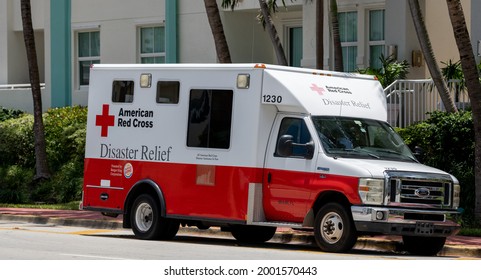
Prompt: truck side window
<box><xmin>187</xmin><ymin>89</ymin><xmax>233</xmax><ymax>149</ymax></box>
<box><xmin>156</xmin><ymin>81</ymin><xmax>180</xmax><ymax>104</ymax></box>
<box><xmin>276</xmin><ymin>118</ymin><xmax>312</xmax><ymax>158</ymax></box>
<box><xmin>112</xmin><ymin>80</ymin><xmax>134</xmax><ymax>103</ymax></box>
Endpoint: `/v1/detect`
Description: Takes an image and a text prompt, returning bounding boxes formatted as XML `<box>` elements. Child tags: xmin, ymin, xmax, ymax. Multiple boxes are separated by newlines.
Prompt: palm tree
<box><xmin>407</xmin><ymin>0</ymin><xmax>458</xmax><ymax>113</ymax></box>
<box><xmin>204</xmin><ymin>0</ymin><xmax>232</xmax><ymax>63</ymax></box>
<box><xmin>257</xmin><ymin>0</ymin><xmax>288</xmax><ymax>65</ymax></box>
<box><xmin>446</xmin><ymin>0</ymin><xmax>481</xmax><ymax>221</ymax></box>
<box><xmin>20</xmin><ymin>0</ymin><xmax>50</xmax><ymax>181</ymax></box>
<box><xmin>222</xmin><ymin>0</ymin><xmax>288</xmax><ymax>65</ymax></box>
<box><xmin>329</xmin><ymin>0</ymin><xmax>343</xmax><ymax>72</ymax></box>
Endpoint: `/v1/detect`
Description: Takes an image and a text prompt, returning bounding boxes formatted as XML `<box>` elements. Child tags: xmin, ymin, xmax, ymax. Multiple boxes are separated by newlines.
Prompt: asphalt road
<box><xmin>1</xmin><ymin>220</ymin><xmax>478</xmax><ymax>280</ymax></box>
<box><xmin>0</xmin><ymin>220</ymin><xmax>471</xmax><ymax>260</ymax></box>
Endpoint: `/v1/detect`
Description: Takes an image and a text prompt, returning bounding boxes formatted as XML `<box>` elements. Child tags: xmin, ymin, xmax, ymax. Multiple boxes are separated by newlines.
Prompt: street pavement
<box><xmin>1</xmin><ymin>207</ymin><xmax>480</xmax><ymax>258</ymax></box>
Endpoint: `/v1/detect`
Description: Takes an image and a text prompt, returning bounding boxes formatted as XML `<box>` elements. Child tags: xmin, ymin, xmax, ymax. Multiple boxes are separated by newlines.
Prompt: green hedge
<box><xmin>397</xmin><ymin>111</ymin><xmax>475</xmax><ymax>225</ymax></box>
<box><xmin>0</xmin><ymin>106</ymin><xmax>87</xmax><ymax>204</ymax></box>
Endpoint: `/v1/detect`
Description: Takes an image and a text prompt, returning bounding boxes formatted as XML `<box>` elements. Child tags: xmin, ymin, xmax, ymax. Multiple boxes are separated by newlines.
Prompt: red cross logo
<box><xmin>96</xmin><ymin>104</ymin><xmax>115</xmax><ymax>137</ymax></box>
<box><xmin>310</xmin><ymin>83</ymin><xmax>325</xmax><ymax>95</ymax></box>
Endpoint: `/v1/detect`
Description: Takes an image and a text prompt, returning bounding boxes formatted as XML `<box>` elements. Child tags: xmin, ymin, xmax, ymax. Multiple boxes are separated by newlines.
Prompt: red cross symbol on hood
<box><xmin>95</xmin><ymin>104</ymin><xmax>115</xmax><ymax>137</ymax></box>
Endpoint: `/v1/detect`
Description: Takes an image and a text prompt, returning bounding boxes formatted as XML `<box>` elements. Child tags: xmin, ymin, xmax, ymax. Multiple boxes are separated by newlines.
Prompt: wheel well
<box><xmin>312</xmin><ymin>191</ymin><xmax>351</xmax><ymax>215</ymax></box>
<box><xmin>123</xmin><ymin>180</ymin><xmax>165</xmax><ymax>229</ymax></box>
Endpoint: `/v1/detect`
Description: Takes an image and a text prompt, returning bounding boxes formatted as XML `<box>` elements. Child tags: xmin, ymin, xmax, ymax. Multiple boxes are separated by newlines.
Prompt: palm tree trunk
<box><xmin>204</xmin><ymin>0</ymin><xmax>232</xmax><ymax>63</ymax></box>
<box><xmin>258</xmin><ymin>0</ymin><xmax>288</xmax><ymax>66</ymax></box>
<box><xmin>408</xmin><ymin>0</ymin><xmax>458</xmax><ymax>113</ymax></box>
<box><xmin>20</xmin><ymin>0</ymin><xmax>50</xmax><ymax>180</ymax></box>
<box><xmin>446</xmin><ymin>0</ymin><xmax>481</xmax><ymax>221</ymax></box>
<box><xmin>329</xmin><ymin>0</ymin><xmax>343</xmax><ymax>72</ymax></box>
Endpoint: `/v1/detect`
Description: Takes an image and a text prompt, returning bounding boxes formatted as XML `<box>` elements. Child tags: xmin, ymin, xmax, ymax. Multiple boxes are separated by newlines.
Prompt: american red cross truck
<box><xmin>82</xmin><ymin>63</ymin><xmax>461</xmax><ymax>255</ymax></box>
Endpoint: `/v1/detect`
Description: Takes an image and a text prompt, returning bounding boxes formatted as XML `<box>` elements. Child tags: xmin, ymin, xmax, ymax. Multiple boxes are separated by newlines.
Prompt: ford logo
<box><xmin>415</xmin><ymin>188</ymin><xmax>430</xmax><ymax>197</ymax></box>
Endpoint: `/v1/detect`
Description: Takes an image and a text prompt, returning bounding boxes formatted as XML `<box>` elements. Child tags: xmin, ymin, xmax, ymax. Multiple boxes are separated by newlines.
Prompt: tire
<box><xmin>314</xmin><ymin>203</ymin><xmax>358</xmax><ymax>253</ymax></box>
<box><xmin>130</xmin><ymin>194</ymin><xmax>179</xmax><ymax>240</ymax></box>
<box><xmin>402</xmin><ymin>236</ymin><xmax>446</xmax><ymax>256</ymax></box>
<box><xmin>230</xmin><ymin>225</ymin><xmax>277</xmax><ymax>243</ymax></box>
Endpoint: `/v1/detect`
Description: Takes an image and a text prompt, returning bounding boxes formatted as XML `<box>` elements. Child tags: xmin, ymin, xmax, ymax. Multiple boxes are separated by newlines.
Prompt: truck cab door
<box><xmin>263</xmin><ymin>115</ymin><xmax>317</xmax><ymax>223</ymax></box>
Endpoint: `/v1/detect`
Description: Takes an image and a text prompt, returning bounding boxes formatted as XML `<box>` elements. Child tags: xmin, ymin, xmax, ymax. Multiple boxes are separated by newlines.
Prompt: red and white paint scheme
<box><xmin>83</xmin><ymin>64</ymin><xmax>461</xmax><ymax>255</ymax></box>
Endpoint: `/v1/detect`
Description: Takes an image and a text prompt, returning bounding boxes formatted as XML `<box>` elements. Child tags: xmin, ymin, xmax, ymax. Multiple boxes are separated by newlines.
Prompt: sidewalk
<box><xmin>1</xmin><ymin>207</ymin><xmax>480</xmax><ymax>258</ymax></box>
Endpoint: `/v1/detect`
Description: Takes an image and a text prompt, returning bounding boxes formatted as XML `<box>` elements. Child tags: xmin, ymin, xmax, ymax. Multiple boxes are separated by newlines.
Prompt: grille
<box><xmin>387</xmin><ymin>172</ymin><xmax>452</xmax><ymax>208</ymax></box>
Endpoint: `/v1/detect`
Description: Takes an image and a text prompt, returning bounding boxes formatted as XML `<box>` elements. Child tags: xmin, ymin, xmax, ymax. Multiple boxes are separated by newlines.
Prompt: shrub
<box><xmin>0</xmin><ymin>165</ymin><xmax>33</xmax><ymax>203</ymax></box>
<box><xmin>0</xmin><ymin>107</ymin><xmax>24</xmax><ymax>122</ymax></box>
<box><xmin>0</xmin><ymin>106</ymin><xmax>87</xmax><ymax>204</ymax></box>
<box><xmin>397</xmin><ymin>111</ymin><xmax>475</xmax><ymax>225</ymax></box>
<box><xmin>0</xmin><ymin>115</ymin><xmax>35</xmax><ymax>167</ymax></box>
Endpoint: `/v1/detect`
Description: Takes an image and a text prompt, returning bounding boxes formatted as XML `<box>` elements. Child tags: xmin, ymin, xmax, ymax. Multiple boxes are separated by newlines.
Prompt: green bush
<box><xmin>0</xmin><ymin>107</ymin><xmax>24</xmax><ymax>122</ymax></box>
<box><xmin>0</xmin><ymin>165</ymin><xmax>34</xmax><ymax>204</ymax></box>
<box><xmin>0</xmin><ymin>106</ymin><xmax>87</xmax><ymax>204</ymax></box>
<box><xmin>397</xmin><ymin>111</ymin><xmax>475</xmax><ymax>225</ymax></box>
<box><xmin>0</xmin><ymin>115</ymin><xmax>35</xmax><ymax>167</ymax></box>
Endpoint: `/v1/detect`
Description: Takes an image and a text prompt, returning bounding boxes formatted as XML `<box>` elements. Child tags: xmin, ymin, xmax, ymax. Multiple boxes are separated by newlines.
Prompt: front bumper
<box><xmin>351</xmin><ymin>206</ymin><xmax>461</xmax><ymax>237</ymax></box>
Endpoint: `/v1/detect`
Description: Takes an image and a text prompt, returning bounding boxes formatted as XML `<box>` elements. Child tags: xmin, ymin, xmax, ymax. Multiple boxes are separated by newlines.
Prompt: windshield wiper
<box><xmin>342</xmin><ymin>148</ymin><xmax>380</xmax><ymax>159</ymax></box>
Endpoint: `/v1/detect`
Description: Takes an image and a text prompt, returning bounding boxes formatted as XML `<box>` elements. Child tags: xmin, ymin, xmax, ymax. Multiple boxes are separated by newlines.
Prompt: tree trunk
<box><xmin>316</xmin><ymin>0</ymin><xmax>324</xmax><ymax>69</ymax></box>
<box><xmin>329</xmin><ymin>0</ymin><xmax>343</xmax><ymax>72</ymax></box>
<box><xmin>20</xmin><ymin>0</ymin><xmax>50</xmax><ymax>180</ymax></box>
<box><xmin>446</xmin><ymin>0</ymin><xmax>481</xmax><ymax>221</ymax></box>
<box><xmin>204</xmin><ymin>0</ymin><xmax>232</xmax><ymax>63</ymax></box>
<box><xmin>408</xmin><ymin>0</ymin><xmax>458</xmax><ymax>113</ymax></box>
<box><xmin>258</xmin><ymin>0</ymin><xmax>288</xmax><ymax>66</ymax></box>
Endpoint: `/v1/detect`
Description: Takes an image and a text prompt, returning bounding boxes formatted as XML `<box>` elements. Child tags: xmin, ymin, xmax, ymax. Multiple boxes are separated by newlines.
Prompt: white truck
<box><xmin>82</xmin><ymin>63</ymin><xmax>461</xmax><ymax>255</ymax></box>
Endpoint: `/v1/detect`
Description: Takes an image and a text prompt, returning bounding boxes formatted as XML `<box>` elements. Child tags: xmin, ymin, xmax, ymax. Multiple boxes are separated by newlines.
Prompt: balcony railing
<box><xmin>0</xmin><ymin>83</ymin><xmax>45</xmax><ymax>90</ymax></box>
<box><xmin>384</xmin><ymin>79</ymin><xmax>470</xmax><ymax>128</ymax></box>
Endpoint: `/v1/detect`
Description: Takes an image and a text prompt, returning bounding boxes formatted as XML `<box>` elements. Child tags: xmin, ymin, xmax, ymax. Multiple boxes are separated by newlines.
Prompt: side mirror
<box><xmin>276</xmin><ymin>135</ymin><xmax>293</xmax><ymax>157</ymax></box>
<box><xmin>413</xmin><ymin>145</ymin><xmax>425</xmax><ymax>162</ymax></box>
<box><xmin>304</xmin><ymin>141</ymin><xmax>315</xmax><ymax>159</ymax></box>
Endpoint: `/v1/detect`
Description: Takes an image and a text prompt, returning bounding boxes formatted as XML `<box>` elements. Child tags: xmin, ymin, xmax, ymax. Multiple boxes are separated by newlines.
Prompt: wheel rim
<box><xmin>320</xmin><ymin>211</ymin><xmax>344</xmax><ymax>244</ymax></box>
<box><xmin>135</xmin><ymin>202</ymin><xmax>153</xmax><ymax>232</ymax></box>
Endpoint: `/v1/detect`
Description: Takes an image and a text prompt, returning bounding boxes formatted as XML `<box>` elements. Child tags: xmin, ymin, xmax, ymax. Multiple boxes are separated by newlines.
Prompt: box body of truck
<box><xmin>83</xmin><ymin>63</ymin><xmax>461</xmax><ymax>255</ymax></box>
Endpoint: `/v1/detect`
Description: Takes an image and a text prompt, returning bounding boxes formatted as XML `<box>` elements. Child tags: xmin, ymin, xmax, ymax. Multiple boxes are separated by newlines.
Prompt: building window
<box><xmin>288</xmin><ymin>27</ymin><xmax>303</xmax><ymax>67</ymax></box>
<box><xmin>369</xmin><ymin>9</ymin><xmax>385</xmax><ymax>69</ymax></box>
<box><xmin>339</xmin><ymin>11</ymin><xmax>358</xmax><ymax>72</ymax></box>
<box><xmin>140</xmin><ymin>26</ymin><xmax>165</xmax><ymax>63</ymax></box>
<box><xmin>187</xmin><ymin>89</ymin><xmax>233</xmax><ymax>149</ymax></box>
<box><xmin>78</xmin><ymin>31</ymin><xmax>100</xmax><ymax>86</ymax></box>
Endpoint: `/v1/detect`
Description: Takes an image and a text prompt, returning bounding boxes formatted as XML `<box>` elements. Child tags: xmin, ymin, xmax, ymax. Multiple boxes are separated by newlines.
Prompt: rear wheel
<box><xmin>131</xmin><ymin>194</ymin><xmax>179</xmax><ymax>240</ymax></box>
<box><xmin>314</xmin><ymin>203</ymin><xmax>358</xmax><ymax>253</ymax></box>
<box><xmin>402</xmin><ymin>236</ymin><xmax>446</xmax><ymax>256</ymax></box>
<box><xmin>230</xmin><ymin>225</ymin><xmax>277</xmax><ymax>243</ymax></box>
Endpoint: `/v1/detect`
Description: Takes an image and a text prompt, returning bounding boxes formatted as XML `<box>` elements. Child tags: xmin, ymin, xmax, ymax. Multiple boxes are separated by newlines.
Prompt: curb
<box><xmin>1</xmin><ymin>213</ymin><xmax>479</xmax><ymax>258</ymax></box>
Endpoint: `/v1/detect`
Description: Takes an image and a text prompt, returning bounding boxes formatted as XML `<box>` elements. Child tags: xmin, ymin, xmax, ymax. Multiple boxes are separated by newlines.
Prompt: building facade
<box><xmin>0</xmin><ymin>0</ymin><xmax>480</xmax><ymax>112</ymax></box>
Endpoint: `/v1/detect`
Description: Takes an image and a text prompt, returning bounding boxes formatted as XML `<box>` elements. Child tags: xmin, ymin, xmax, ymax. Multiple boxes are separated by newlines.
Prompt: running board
<box><xmin>249</xmin><ymin>221</ymin><xmax>305</xmax><ymax>228</ymax></box>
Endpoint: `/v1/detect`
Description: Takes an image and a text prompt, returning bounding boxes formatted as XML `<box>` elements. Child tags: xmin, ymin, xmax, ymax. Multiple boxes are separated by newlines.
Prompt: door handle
<box><xmin>267</xmin><ymin>172</ymin><xmax>272</xmax><ymax>183</ymax></box>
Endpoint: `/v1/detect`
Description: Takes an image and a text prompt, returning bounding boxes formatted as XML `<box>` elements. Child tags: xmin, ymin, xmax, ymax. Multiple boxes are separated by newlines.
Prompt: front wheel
<box><xmin>402</xmin><ymin>236</ymin><xmax>446</xmax><ymax>256</ymax></box>
<box><xmin>314</xmin><ymin>203</ymin><xmax>358</xmax><ymax>253</ymax></box>
<box><xmin>131</xmin><ymin>194</ymin><xmax>179</xmax><ymax>240</ymax></box>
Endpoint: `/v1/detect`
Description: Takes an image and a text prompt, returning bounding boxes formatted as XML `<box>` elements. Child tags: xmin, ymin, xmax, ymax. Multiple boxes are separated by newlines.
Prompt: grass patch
<box><xmin>0</xmin><ymin>201</ymin><xmax>80</xmax><ymax>210</ymax></box>
<box><xmin>459</xmin><ymin>227</ymin><xmax>481</xmax><ymax>237</ymax></box>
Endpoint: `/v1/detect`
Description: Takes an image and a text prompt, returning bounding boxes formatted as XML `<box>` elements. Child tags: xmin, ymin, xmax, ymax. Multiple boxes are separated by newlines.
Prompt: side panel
<box><xmin>83</xmin><ymin>65</ymin><xmax>274</xmax><ymax>222</ymax></box>
<box><xmin>83</xmin><ymin>158</ymin><xmax>262</xmax><ymax>221</ymax></box>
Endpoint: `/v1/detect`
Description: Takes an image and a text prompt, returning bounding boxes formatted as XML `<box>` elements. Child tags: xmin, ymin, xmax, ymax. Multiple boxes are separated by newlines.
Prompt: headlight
<box><xmin>453</xmin><ymin>183</ymin><xmax>460</xmax><ymax>209</ymax></box>
<box><xmin>358</xmin><ymin>178</ymin><xmax>384</xmax><ymax>205</ymax></box>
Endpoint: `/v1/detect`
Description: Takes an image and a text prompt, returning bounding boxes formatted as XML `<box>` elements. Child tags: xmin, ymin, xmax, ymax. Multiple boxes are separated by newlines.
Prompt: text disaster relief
<box><xmin>82</xmin><ymin>63</ymin><xmax>461</xmax><ymax>256</ymax></box>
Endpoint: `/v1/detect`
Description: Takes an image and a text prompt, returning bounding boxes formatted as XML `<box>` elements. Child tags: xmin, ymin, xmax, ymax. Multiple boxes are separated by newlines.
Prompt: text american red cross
<box><xmin>96</xmin><ymin>104</ymin><xmax>115</xmax><ymax>137</ymax></box>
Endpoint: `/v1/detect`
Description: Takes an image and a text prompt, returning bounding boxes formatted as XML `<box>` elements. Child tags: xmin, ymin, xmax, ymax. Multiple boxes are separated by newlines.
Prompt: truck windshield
<box><xmin>312</xmin><ymin>116</ymin><xmax>416</xmax><ymax>162</ymax></box>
